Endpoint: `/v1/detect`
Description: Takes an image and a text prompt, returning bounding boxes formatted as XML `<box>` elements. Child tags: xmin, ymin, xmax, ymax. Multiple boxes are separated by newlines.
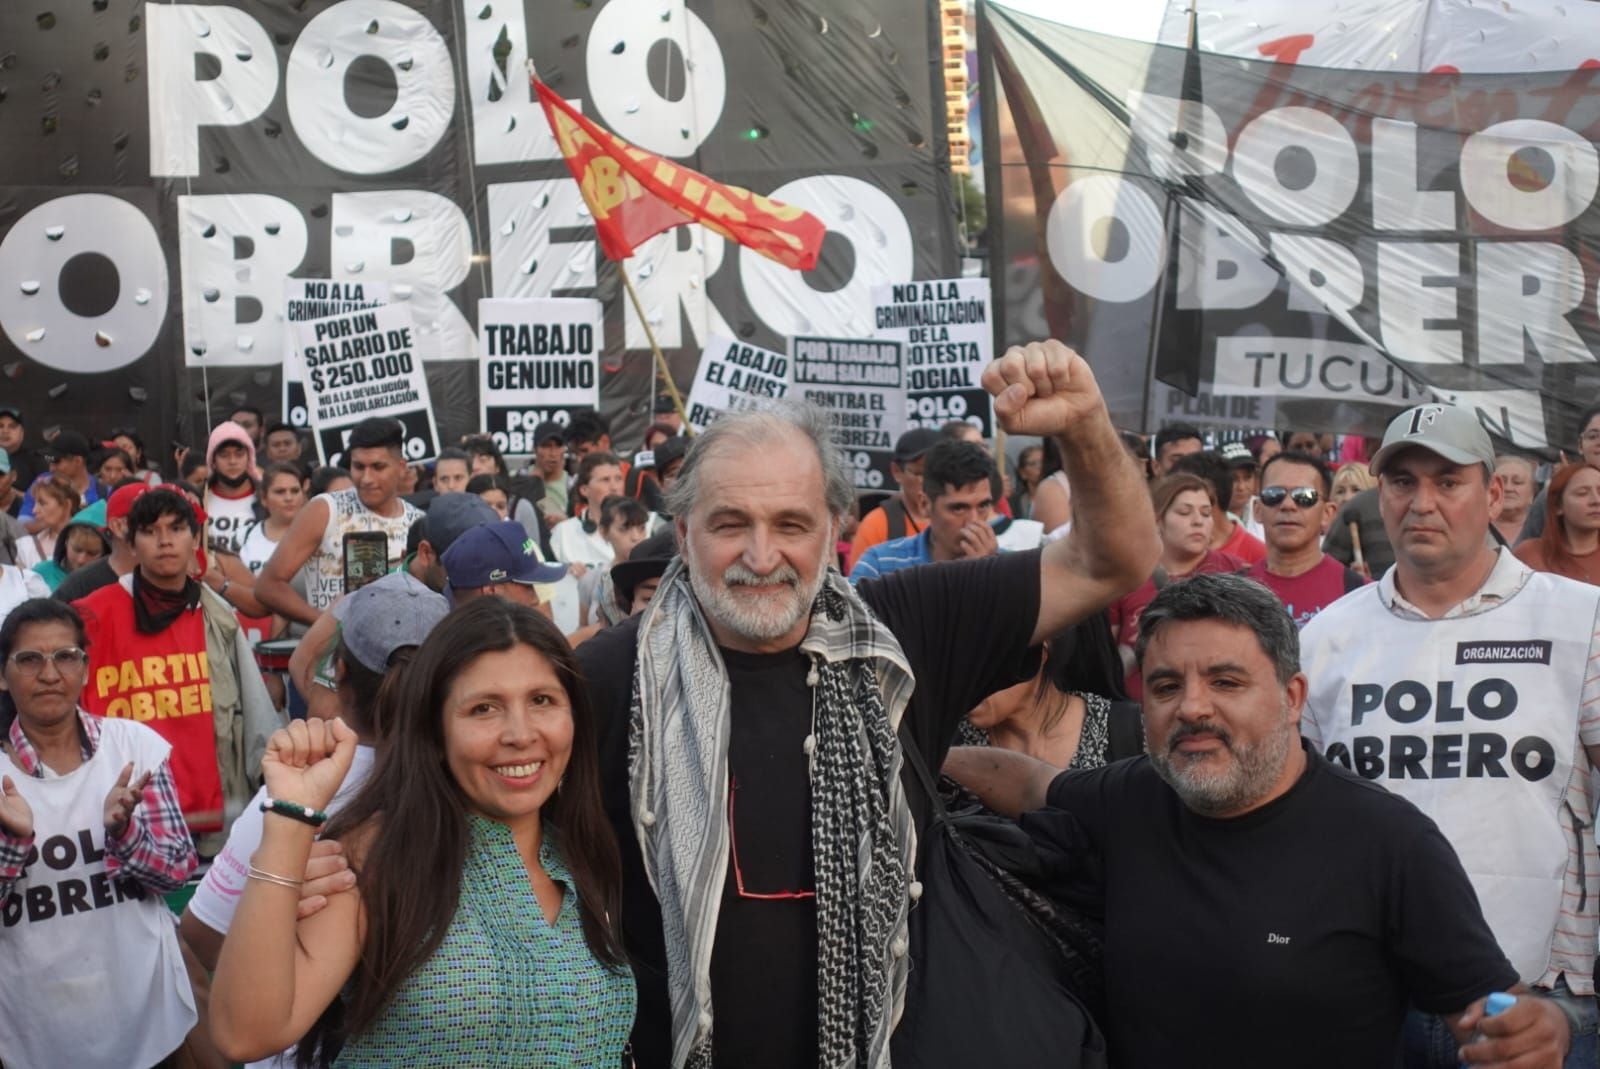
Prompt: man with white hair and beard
<box><xmin>943</xmin><ymin>573</ymin><xmax>1569</xmax><ymax>1069</ymax></box>
<box><xmin>575</xmin><ymin>340</ymin><xmax>1160</xmax><ymax>1068</ymax></box>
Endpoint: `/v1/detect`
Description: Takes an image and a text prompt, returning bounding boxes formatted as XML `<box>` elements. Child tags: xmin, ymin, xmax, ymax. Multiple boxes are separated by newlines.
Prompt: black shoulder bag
<box><xmin>891</xmin><ymin>733</ymin><xmax>1110</xmax><ymax>1068</ymax></box>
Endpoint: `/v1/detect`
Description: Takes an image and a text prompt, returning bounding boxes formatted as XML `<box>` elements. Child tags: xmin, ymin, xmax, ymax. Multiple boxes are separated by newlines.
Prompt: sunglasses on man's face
<box><xmin>1259</xmin><ymin>486</ymin><xmax>1322</xmax><ymax>508</ymax></box>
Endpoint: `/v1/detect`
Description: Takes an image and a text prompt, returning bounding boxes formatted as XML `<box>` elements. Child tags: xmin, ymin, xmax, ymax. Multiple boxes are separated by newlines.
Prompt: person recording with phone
<box><xmin>255</xmin><ymin>418</ymin><xmax>423</xmax><ymax>626</ymax></box>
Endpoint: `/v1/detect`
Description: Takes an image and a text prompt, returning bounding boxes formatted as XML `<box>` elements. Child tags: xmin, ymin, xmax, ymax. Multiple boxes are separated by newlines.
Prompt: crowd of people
<box><xmin>0</xmin><ymin>362</ymin><xmax>1596</xmax><ymax>1067</ymax></box>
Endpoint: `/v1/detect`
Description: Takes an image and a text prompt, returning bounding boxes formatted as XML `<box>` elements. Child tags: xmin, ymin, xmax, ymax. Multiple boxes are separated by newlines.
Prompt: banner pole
<box><xmin>618</xmin><ymin>260</ymin><xmax>694</xmax><ymax>437</ymax></box>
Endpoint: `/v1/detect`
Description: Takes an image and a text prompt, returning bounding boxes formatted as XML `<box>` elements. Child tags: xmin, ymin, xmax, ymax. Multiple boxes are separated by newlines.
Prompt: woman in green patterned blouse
<box><xmin>208</xmin><ymin>597</ymin><xmax>635</xmax><ymax>1067</ymax></box>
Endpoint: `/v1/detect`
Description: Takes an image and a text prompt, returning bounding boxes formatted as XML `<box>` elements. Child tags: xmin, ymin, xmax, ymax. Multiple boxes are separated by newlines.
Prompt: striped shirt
<box><xmin>1379</xmin><ymin>549</ymin><xmax>1600</xmax><ymax>996</ymax></box>
<box><xmin>849</xmin><ymin>529</ymin><xmax>934</xmax><ymax>583</ymax></box>
<box><xmin>0</xmin><ymin>710</ymin><xmax>197</xmax><ymax>897</ymax></box>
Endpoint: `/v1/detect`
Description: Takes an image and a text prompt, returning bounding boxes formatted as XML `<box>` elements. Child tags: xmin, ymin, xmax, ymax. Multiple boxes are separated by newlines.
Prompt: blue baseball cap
<box><xmin>442</xmin><ymin>520</ymin><xmax>567</xmax><ymax>590</ymax></box>
<box><xmin>423</xmin><ymin>492</ymin><xmax>498</xmax><ymax>556</ymax></box>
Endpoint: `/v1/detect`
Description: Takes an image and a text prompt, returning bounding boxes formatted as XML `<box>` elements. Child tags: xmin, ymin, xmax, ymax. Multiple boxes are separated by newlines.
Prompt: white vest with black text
<box><xmin>1301</xmin><ymin>573</ymin><xmax>1600</xmax><ymax>982</ymax></box>
<box><xmin>0</xmin><ymin>717</ymin><xmax>196</xmax><ymax>1068</ymax></box>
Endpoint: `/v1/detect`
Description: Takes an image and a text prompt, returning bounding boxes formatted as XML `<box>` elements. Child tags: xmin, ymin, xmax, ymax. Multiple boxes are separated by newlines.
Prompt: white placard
<box><xmin>871</xmin><ymin>277</ymin><xmax>995</xmax><ymax>435</ymax></box>
<box><xmin>297</xmin><ymin>303</ymin><xmax>439</xmax><ymax>465</ymax></box>
<box><xmin>790</xmin><ymin>335</ymin><xmax>906</xmax><ymax>490</ymax></box>
<box><xmin>684</xmin><ymin>334</ymin><xmax>791</xmax><ymax>432</ymax></box>
<box><xmin>477</xmin><ymin>297</ymin><xmax>602</xmax><ymax>453</ymax></box>
<box><xmin>281</xmin><ymin>279</ymin><xmax>390</xmax><ymax>429</ymax></box>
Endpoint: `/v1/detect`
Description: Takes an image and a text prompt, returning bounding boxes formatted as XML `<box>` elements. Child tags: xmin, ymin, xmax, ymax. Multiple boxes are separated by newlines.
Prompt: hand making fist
<box><xmin>981</xmin><ymin>340</ymin><xmax>1106</xmax><ymax>439</ymax></box>
<box><xmin>261</xmin><ymin>717</ymin><xmax>358</xmax><ymax>815</ymax></box>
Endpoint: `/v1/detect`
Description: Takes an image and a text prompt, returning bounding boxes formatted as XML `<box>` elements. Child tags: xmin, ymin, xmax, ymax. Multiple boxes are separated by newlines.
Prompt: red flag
<box><xmin>533</xmin><ymin>75</ymin><xmax>826</xmax><ymax>271</ymax></box>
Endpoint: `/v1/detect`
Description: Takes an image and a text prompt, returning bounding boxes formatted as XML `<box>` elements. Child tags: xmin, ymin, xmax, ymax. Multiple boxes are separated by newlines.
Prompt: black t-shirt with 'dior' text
<box><xmin>1042</xmin><ymin>741</ymin><xmax>1517</xmax><ymax>1069</ymax></box>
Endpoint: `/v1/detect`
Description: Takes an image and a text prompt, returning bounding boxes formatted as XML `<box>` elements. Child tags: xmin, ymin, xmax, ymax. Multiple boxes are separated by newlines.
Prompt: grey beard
<box><xmin>686</xmin><ymin>543</ymin><xmax>832</xmax><ymax>644</ymax></box>
<box><xmin>1148</xmin><ymin>709</ymin><xmax>1296</xmax><ymax>817</ymax></box>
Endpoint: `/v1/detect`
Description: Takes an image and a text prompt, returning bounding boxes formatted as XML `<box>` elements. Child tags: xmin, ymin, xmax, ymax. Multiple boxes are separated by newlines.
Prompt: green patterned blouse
<box><xmin>334</xmin><ymin>815</ymin><xmax>636</xmax><ymax>1068</ymax></box>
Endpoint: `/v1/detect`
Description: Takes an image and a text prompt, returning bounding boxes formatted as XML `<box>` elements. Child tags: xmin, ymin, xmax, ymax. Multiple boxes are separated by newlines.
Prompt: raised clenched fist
<box><xmin>261</xmin><ymin>717</ymin><xmax>358</xmax><ymax>815</ymax></box>
<box><xmin>981</xmin><ymin>340</ymin><xmax>1107</xmax><ymax>440</ymax></box>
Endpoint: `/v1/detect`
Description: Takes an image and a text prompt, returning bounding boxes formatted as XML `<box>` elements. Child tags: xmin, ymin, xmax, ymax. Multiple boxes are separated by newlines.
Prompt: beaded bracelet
<box><xmin>260</xmin><ymin>797</ymin><xmax>329</xmax><ymax>827</ymax></box>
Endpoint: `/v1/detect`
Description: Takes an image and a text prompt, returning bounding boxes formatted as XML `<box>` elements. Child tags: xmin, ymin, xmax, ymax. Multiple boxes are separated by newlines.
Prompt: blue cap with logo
<box><xmin>442</xmin><ymin>520</ymin><xmax>568</xmax><ymax>589</ymax></box>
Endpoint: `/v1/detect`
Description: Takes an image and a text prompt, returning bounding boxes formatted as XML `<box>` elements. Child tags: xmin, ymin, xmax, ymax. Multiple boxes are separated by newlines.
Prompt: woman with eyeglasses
<box><xmin>0</xmin><ymin>598</ymin><xmax>199</xmax><ymax>1068</ymax></box>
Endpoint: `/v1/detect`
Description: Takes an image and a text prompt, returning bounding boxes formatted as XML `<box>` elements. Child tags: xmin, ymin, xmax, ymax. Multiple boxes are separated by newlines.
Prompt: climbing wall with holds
<box><xmin>0</xmin><ymin>0</ymin><xmax>959</xmax><ymax>452</ymax></box>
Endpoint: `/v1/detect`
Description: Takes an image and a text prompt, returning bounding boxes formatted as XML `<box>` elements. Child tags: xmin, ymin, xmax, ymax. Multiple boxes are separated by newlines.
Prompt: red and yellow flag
<box><xmin>533</xmin><ymin>76</ymin><xmax>826</xmax><ymax>271</ymax></box>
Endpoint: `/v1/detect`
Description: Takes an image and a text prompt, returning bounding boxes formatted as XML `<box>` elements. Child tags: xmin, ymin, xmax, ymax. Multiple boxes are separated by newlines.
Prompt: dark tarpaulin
<box><xmin>981</xmin><ymin>0</ymin><xmax>1600</xmax><ymax>452</ymax></box>
<box><xmin>0</xmin><ymin>0</ymin><xmax>958</xmax><ymax>456</ymax></box>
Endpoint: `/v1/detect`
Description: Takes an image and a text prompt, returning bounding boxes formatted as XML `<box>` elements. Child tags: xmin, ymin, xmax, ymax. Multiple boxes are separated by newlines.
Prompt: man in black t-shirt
<box><xmin>577</xmin><ymin>340</ymin><xmax>1159</xmax><ymax>1068</ymax></box>
<box><xmin>945</xmin><ymin>573</ymin><xmax>1569</xmax><ymax>1069</ymax></box>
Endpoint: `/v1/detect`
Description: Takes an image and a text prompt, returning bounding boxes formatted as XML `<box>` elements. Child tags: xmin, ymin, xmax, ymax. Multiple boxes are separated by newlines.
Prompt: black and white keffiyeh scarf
<box><xmin>628</xmin><ymin>558</ymin><xmax>916</xmax><ymax>1069</ymax></box>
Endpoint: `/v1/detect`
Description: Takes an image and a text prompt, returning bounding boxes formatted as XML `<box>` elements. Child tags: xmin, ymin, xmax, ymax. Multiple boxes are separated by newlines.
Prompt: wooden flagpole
<box><xmin>618</xmin><ymin>261</ymin><xmax>694</xmax><ymax>437</ymax></box>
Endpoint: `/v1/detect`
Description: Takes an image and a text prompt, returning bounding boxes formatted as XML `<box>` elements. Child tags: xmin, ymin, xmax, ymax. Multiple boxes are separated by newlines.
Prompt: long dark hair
<box><xmin>0</xmin><ymin>599</ymin><xmax>88</xmax><ymax>732</ymax></box>
<box><xmin>1013</xmin><ymin>612</ymin><xmax>1128</xmax><ymax>734</ymax></box>
<box><xmin>1045</xmin><ymin>611</ymin><xmax>1128</xmax><ymax>703</ymax></box>
<box><xmin>332</xmin><ymin>639</ymin><xmax>417</xmax><ymax>742</ymax></box>
<box><xmin>296</xmin><ymin>598</ymin><xmax>626</xmax><ymax>1066</ymax></box>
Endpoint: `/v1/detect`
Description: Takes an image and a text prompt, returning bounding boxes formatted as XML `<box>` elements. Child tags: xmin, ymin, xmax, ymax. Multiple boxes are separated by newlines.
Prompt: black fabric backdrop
<box><xmin>0</xmin><ymin>0</ymin><xmax>958</xmax><ymax>458</ymax></box>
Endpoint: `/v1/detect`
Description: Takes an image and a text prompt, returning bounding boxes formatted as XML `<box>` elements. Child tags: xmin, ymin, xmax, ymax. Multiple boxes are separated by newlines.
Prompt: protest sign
<box><xmin>477</xmin><ymin>298</ymin><xmax>602</xmax><ymax>453</ymax></box>
<box><xmin>1156</xmin><ymin>383</ymin><xmax>1278</xmax><ymax>433</ymax></box>
<box><xmin>872</xmin><ymin>278</ymin><xmax>994</xmax><ymax>435</ymax></box>
<box><xmin>297</xmin><ymin>303</ymin><xmax>439</xmax><ymax>465</ymax></box>
<box><xmin>791</xmin><ymin>335</ymin><xmax>906</xmax><ymax>489</ymax></box>
<box><xmin>684</xmin><ymin>335</ymin><xmax>791</xmax><ymax>432</ymax></box>
<box><xmin>282</xmin><ymin>279</ymin><xmax>390</xmax><ymax>430</ymax></box>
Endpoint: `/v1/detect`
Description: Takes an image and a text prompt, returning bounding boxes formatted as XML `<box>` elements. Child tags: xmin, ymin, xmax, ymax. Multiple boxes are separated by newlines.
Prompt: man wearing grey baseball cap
<box><xmin>1300</xmin><ymin>402</ymin><xmax>1600</xmax><ymax>1067</ymax></box>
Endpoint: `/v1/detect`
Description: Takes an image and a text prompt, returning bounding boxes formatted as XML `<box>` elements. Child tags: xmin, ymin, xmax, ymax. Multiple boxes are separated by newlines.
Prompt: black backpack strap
<box><xmin>897</xmin><ymin>722</ymin><xmax>953</xmax><ymax>829</ymax></box>
<box><xmin>1150</xmin><ymin>565</ymin><xmax>1170</xmax><ymax>591</ymax></box>
<box><xmin>884</xmin><ymin>496</ymin><xmax>907</xmax><ymax>541</ymax></box>
<box><xmin>1105</xmin><ymin>700</ymin><xmax>1145</xmax><ymax>763</ymax></box>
